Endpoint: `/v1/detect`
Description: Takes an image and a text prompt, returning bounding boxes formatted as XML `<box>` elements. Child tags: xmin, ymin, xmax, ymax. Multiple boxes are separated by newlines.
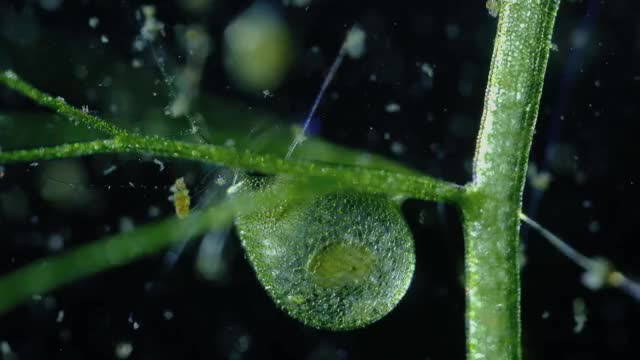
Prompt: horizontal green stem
<box><xmin>0</xmin><ymin>178</ymin><xmax>328</xmax><ymax>314</ymax></box>
<box><xmin>0</xmin><ymin>136</ymin><xmax>465</xmax><ymax>203</ymax></box>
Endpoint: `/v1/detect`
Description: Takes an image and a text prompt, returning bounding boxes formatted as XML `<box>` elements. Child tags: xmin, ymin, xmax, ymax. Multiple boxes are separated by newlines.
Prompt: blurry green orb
<box><xmin>223</xmin><ymin>4</ymin><xmax>293</xmax><ymax>94</ymax></box>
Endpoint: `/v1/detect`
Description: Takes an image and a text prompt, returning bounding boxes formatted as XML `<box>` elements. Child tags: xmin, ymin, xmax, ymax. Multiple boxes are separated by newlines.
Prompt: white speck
<box><xmin>88</xmin><ymin>17</ymin><xmax>100</xmax><ymax>29</ymax></box>
<box><xmin>56</xmin><ymin>310</ymin><xmax>65</xmax><ymax>322</ymax></box>
<box><xmin>29</xmin><ymin>162</ymin><xmax>39</xmax><ymax>167</ymax></box>
<box><xmin>224</xmin><ymin>138</ymin><xmax>236</xmax><ymax>147</ymax></box>
<box><xmin>153</xmin><ymin>158</ymin><xmax>165</xmax><ymax>172</ymax></box>
<box><xmin>383</xmin><ymin>132</ymin><xmax>390</xmax><ymax>140</ymax></box>
<box><xmin>140</xmin><ymin>5</ymin><xmax>165</xmax><ymax>41</ymax></box>
<box><xmin>573</xmin><ymin>297</ymin><xmax>587</xmax><ymax>333</ymax></box>
<box><xmin>282</xmin><ymin>0</ymin><xmax>312</xmax><ymax>7</ymax></box>
<box><xmin>550</xmin><ymin>42</ymin><xmax>559</xmax><ymax>52</ymax></box>
<box><xmin>391</xmin><ymin>141</ymin><xmax>406</xmax><ymax>155</ymax></box>
<box><xmin>115</xmin><ymin>342</ymin><xmax>133</xmax><ymax>359</ymax></box>
<box><xmin>0</xmin><ymin>341</ymin><xmax>13</xmax><ymax>356</ymax></box>
<box><xmin>385</xmin><ymin>102</ymin><xmax>401</xmax><ymax>113</ymax></box>
<box><xmin>163</xmin><ymin>309</ymin><xmax>174</xmax><ymax>320</ymax></box>
<box><xmin>344</xmin><ymin>25</ymin><xmax>366</xmax><ymax>59</ymax></box>
<box><xmin>101</xmin><ymin>35</ymin><xmax>109</xmax><ymax>44</ymax></box>
<box><xmin>262</xmin><ymin>89</ymin><xmax>273</xmax><ymax>98</ymax></box>
<box><xmin>542</xmin><ymin>311</ymin><xmax>550</xmax><ymax>319</ymax></box>
<box><xmin>215</xmin><ymin>175</ymin><xmax>226</xmax><ymax>186</ymax></box>
<box><xmin>128</xmin><ymin>181</ymin><xmax>135</xmax><ymax>188</ymax></box>
<box><xmin>132</xmin><ymin>322</ymin><xmax>140</xmax><ymax>330</ymax></box>
<box><xmin>55</xmin><ymin>96</ymin><xmax>66</xmax><ymax>103</ymax></box>
<box><xmin>39</xmin><ymin>0</ymin><xmax>63</xmax><ymax>11</ymax></box>
<box><xmin>119</xmin><ymin>217</ymin><xmax>135</xmax><ymax>232</ymax></box>
<box><xmin>103</xmin><ymin>165</ymin><xmax>117</xmax><ymax>175</ymax></box>
<box><xmin>148</xmin><ymin>206</ymin><xmax>160</xmax><ymax>217</ymax></box>
<box><xmin>588</xmin><ymin>220</ymin><xmax>600</xmax><ymax>233</ymax></box>
<box><xmin>48</xmin><ymin>234</ymin><xmax>64</xmax><ymax>251</ymax></box>
<box><xmin>81</xmin><ymin>105</ymin><xmax>90</xmax><ymax>113</ymax></box>
<box><xmin>131</xmin><ymin>58</ymin><xmax>143</xmax><ymax>68</ymax></box>
<box><xmin>420</xmin><ymin>63</ymin><xmax>434</xmax><ymax>78</ymax></box>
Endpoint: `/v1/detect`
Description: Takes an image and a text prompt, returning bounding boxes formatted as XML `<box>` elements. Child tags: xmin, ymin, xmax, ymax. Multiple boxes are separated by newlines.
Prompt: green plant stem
<box><xmin>462</xmin><ymin>1</ymin><xmax>560</xmax><ymax>359</ymax></box>
<box><xmin>0</xmin><ymin>71</ymin><xmax>127</xmax><ymax>137</ymax></box>
<box><xmin>0</xmin><ymin>179</ymin><xmax>330</xmax><ymax>314</ymax></box>
<box><xmin>0</xmin><ymin>136</ymin><xmax>465</xmax><ymax>203</ymax></box>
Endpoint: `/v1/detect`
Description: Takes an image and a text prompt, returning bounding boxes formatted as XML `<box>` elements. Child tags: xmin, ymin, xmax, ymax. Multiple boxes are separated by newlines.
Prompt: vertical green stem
<box><xmin>463</xmin><ymin>1</ymin><xmax>560</xmax><ymax>359</ymax></box>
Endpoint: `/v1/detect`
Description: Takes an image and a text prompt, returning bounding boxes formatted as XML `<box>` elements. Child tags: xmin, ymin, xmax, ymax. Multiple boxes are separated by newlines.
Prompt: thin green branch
<box><xmin>0</xmin><ymin>70</ymin><xmax>128</xmax><ymax>137</ymax></box>
<box><xmin>0</xmin><ymin>136</ymin><xmax>465</xmax><ymax>203</ymax></box>
<box><xmin>462</xmin><ymin>1</ymin><xmax>560</xmax><ymax>359</ymax></box>
<box><xmin>0</xmin><ymin>178</ymin><xmax>329</xmax><ymax>315</ymax></box>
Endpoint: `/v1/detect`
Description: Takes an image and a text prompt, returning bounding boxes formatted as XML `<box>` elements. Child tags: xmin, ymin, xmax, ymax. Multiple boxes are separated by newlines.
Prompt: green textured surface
<box><xmin>234</xmin><ymin>179</ymin><xmax>415</xmax><ymax>330</ymax></box>
<box><xmin>463</xmin><ymin>1</ymin><xmax>560</xmax><ymax>359</ymax></box>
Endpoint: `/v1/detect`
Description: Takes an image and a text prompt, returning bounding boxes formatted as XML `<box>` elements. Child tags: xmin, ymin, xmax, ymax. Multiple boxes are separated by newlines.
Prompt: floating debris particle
<box><xmin>572</xmin><ymin>297</ymin><xmax>587</xmax><ymax>333</ymax></box>
<box><xmin>153</xmin><ymin>158</ymin><xmax>165</xmax><ymax>172</ymax></box>
<box><xmin>103</xmin><ymin>165</ymin><xmax>117</xmax><ymax>175</ymax></box>
<box><xmin>163</xmin><ymin>309</ymin><xmax>174</xmax><ymax>320</ymax></box>
<box><xmin>542</xmin><ymin>311</ymin><xmax>550</xmax><ymax>319</ymax></box>
<box><xmin>391</xmin><ymin>141</ymin><xmax>406</xmax><ymax>155</ymax></box>
<box><xmin>420</xmin><ymin>62</ymin><xmax>434</xmax><ymax>78</ymax></box>
<box><xmin>56</xmin><ymin>309</ymin><xmax>65</xmax><ymax>322</ymax></box>
<box><xmin>283</xmin><ymin>0</ymin><xmax>313</xmax><ymax>7</ymax></box>
<box><xmin>39</xmin><ymin>0</ymin><xmax>63</xmax><ymax>11</ymax></box>
<box><xmin>88</xmin><ymin>17</ymin><xmax>99</xmax><ymax>29</ymax></box>
<box><xmin>115</xmin><ymin>341</ymin><xmax>133</xmax><ymax>359</ymax></box>
<box><xmin>169</xmin><ymin>177</ymin><xmax>191</xmax><ymax>219</ymax></box>
<box><xmin>385</xmin><ymin>102</ymin><xmax>401</xmax><ymax>113</ymax></box>
<box><xmin>119</xmin><ymin>217</ymin><xmax>135</xmax><ymax>233</ymax></box>
<box><xmin>100</xmin><ymin>35</ymin><xmax>109</xmax><ymax>44</ymax></box>
<box><xmin>140</xmin><ymin>5</ymin><xmax>165</xmax><ymax>41</ymax></box>
<box><xmin>131</xmin><ymin>58</ymin><xmax>143</xmax><ymax>68</ymax></box>
<box><xmin>223</xmin><ymin>3</ymin><xmax>293</xmax><ymax>93</ymax></box>
<box><xmin>147</xmin><ymin>206</ymin><xmax>160</xmax><ymax>218</ymax></box>
<box><xmin>344</xmin><ymin>25</ymin><xmax>366</xmax><ymax>59</ymax></box>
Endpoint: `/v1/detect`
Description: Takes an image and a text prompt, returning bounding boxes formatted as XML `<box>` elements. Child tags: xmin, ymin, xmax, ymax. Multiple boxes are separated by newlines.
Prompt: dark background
<box><xmin>1</xmin><ymin>0</ymin><xmax>639</xmax><ymax>359</ymax></box>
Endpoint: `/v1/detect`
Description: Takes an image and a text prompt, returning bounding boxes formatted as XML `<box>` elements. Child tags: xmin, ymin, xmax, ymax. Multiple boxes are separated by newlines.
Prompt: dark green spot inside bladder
<box><xmin>307</xmin><ymin>243</ymin><xmax>375</xmax><ymax>288</ymax></box>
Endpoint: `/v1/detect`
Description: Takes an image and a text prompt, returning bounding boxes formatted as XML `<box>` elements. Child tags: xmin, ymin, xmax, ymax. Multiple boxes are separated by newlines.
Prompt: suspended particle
<box><xmin>344</xmin><ymin>25</ymin><xmax>366</xmax><ymax>59</ymax></box>
<box><xmin>282</xmin><ymin>0</ymin><xmax>313</xmax><ymax>7</ymax></box>
<box><xmin>169</xmin><ymin>177</ymin><xmax>191</xmax><ymax>219</ymax></box>
<box><xmin>233</xmin><ymin>178</ymin><xmax>415</xmax><ymax>330</ymax></box>
<box><xmin>420</xmin><ymin>62</ymin><xmax>434</xmax><ymax>78</ymax></box>
<box><xmin>572</xmin><ymin>297</ymin><xmax>587</xmax><ymax>334</ymax></box>
<box><xmin>114</xmin><ymin>342</ymin><xmax>133</xmax><ymax>359</ymax></box>
<box><xmin>486</xmin><ymin>0</ymin><xmax>500</xmax><ymax>17</ymax></box>
<box><xmin>385</xmin><ymin>102</ymin><xmax>401</xmax><ymax>113</ymax></box>
<box><xmin>153</xmin><ymin>158</ymin><xmax>165</xmax><ymax>172</ymax></box>
<box><xmin>223</xmin><ymin>3</ymin><xmax>293</xmax><ymax>93</ymax></box>
<box><xmin>88</xmin><ymin>17</ymin><xmax>99</xmax><ymax>29</ymax></box>
<box><xmin>140</xmin><ymin>5</ymin><xmax>165</xmax><ymax>41</ymax></box>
